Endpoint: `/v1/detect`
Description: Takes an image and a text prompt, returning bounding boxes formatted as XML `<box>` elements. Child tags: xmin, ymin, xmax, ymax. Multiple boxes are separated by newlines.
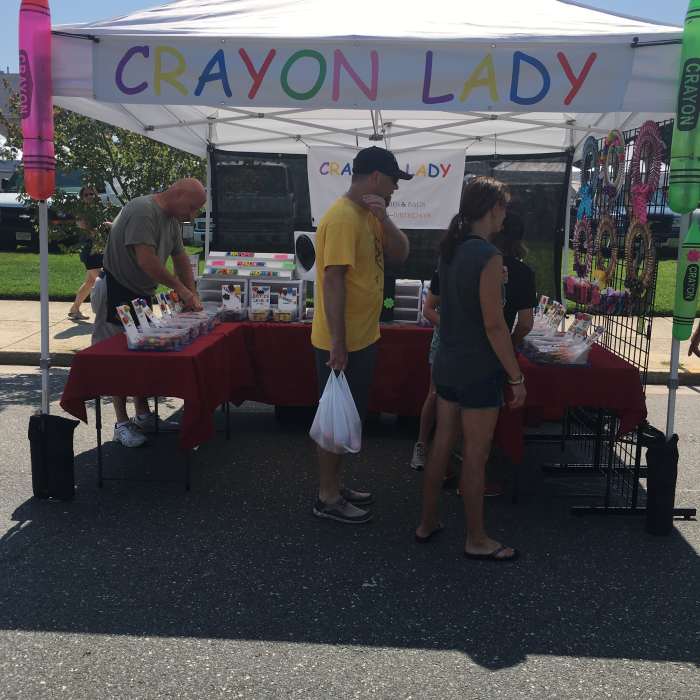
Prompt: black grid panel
<box><xmin>561</xmin><ymin>120</ymin><xmax>673</xmax><ymax>510</ymax></box>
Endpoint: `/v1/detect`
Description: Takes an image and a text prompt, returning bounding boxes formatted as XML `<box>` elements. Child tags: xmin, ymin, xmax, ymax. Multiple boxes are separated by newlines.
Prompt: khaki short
<box><xmin>90</xmin><ymin>275</ymin><xmax>122</xmax><ymax>345</ymax></box>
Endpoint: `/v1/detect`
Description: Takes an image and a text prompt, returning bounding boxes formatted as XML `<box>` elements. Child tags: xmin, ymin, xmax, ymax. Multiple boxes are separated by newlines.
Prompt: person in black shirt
<box><xmin>492</xmin><ymin>212</ymin><xmax>537</xmax><ymax>347</ymax></box>
<box><xmin>410</xmin><ymin>268</ymin><xmax>441</xmax><ymax>470</ymax></box>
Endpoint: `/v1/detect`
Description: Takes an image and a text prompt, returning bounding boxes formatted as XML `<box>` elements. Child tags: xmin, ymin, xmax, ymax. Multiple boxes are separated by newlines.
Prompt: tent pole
<box><xmin>560</xmin><ymin>127</ymin><xmax>575</xmax><ymax>304</ymax></box>
<box><xmin>204</xmin><ymin>119</ymin><xmax>214</xmax><ymax>260</ymax></box>
<box><xmin>666</xmin><ymin>212</ymin><xmax>690</xmax><ymax>439</ymax></box>
<box><xmin>39</xmin><ymin>201</ymin><xmax>50</xmax><ymax>415</ymax></box>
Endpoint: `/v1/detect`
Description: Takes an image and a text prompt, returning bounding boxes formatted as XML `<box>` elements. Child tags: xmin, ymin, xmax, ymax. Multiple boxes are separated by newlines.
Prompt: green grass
<box><xmin>0</xmin><ymin>247</ymin><xmax>689</xmax><ymax>316</ymax></box>
<box><xmin>0</xmin><ymin>246</ymin><xmax>204</xmax><ymax>301</ymax></box>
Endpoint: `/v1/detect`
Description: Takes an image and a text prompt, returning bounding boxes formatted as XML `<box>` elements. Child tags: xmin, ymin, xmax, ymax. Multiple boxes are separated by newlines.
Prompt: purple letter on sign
<box><xmin>116</xmin><ymin>46</ymin><xmax>150</xmax><ymax>95</ymax></box>
<box><xmin>422</xmin><ymin>51</ymin><xmax>453</xmax><ymax>105</ymax></box>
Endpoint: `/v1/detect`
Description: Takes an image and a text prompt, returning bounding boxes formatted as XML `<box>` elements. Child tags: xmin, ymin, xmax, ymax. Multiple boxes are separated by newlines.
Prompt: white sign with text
<box><xmin>307</xmin><ymin>148</ymin><xmax>465</xmax><ymax>229</ymax></box>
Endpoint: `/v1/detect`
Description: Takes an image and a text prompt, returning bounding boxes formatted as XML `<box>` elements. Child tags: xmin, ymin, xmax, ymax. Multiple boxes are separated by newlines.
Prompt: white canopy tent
<box><xmin>51</xmin><ymin>0</ymin><xmax>681</xmax><ymax>158</ymax></box>
<box><xmin>43</xmin><ymin>0</ymin><xmax>687</xmax><ymax>436</ymax></box>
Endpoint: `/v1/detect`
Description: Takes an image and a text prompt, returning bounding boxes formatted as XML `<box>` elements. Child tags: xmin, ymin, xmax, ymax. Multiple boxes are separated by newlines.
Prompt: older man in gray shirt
<box><xmin>91</xmin><ymin>178</ymin><xmax>206</xmax><ymax>447</ymax></box>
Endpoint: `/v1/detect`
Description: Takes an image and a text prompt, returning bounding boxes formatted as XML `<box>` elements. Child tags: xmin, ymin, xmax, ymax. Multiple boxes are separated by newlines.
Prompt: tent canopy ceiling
<box><xmin>51</xmin><ymin>0</ymin><xmax>682</xmax><ymax>157</ymax></box>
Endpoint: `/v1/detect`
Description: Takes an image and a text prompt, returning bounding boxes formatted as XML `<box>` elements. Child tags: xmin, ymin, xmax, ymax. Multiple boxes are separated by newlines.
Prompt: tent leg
<box><xmin>666</xmin><ymin>213</ymin><xmax>691</xmax><ymax>439</ymax></box>
<box><xmin>39</xmin><ymin>201</ymin><xmax>50</xmax><ymax>415</ymax></box>
<box><xmin>560</xmin><ymin>128</ymin><xmax>575</xmax><ymax>309</ymax></box>
<box><xmin>204</xmin><ymin>119</ymin><xmax>214</xmax><ymax>260</ymax></box>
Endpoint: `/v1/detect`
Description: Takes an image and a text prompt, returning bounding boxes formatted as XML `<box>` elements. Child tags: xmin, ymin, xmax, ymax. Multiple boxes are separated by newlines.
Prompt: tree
<box><xmin>0</xmin><ymin>82</ymin><xmax>205</xmax><ymax>248</ymax></box>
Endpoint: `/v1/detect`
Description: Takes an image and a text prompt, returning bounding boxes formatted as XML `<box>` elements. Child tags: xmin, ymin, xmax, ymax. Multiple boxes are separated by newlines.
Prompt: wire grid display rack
<box><xmin>539</xmin><ymin>120</ymin><xmax>673</xmax><ymax>515</ymax></box>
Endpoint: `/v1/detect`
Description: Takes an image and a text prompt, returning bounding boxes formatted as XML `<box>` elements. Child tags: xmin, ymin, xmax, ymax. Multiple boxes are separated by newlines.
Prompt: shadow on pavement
<box><xmin>1</xmin><ymin>403</ymin><xmax>698</xmax><ymax>671</ymax></box>
<box><xmin>54</xmin><ymin>322</ymin><xmax>94</xmax><ymax>340</ymax></box>
<box><xmin>0</xmin><ymin>369</ymin><xmax>70</xmax><ymax>415</ymax></box>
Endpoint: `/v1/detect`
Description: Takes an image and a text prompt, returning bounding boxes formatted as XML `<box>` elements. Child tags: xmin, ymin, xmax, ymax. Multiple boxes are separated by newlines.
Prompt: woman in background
<box><xmin>410</xmin><ymin>267</ymin><xmax>441</xmax><ymax>471</ymax></box>
<box><xmin>493</xmin><ymin>211</ymin><xmax>537</xmax><ymax>347</ymax></box>
<box><xmin>68</xmin><ymin>186</ymin><xmax>109</xmax><ymax>321</ymax></box>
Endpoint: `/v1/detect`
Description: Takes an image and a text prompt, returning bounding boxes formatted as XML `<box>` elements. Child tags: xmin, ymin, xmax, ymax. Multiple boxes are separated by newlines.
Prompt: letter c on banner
<box><xmin>320</xmin><ymin>162</ymin><xmax>329</xmax><ymax>175</ymax></box>
<box><xmin>510</xmin><ymin>51</ymin><xmax>550</xmax><ymax>106</ymax></box>
<box><xmin>116</xmin><ymin>46</ymin><xmax>150</xmax><ymax>95</ymax></box>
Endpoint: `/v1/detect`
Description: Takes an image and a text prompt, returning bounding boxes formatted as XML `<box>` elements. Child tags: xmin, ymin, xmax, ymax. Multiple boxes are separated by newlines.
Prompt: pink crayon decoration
<box><xmin>19</xmin><ymin>0</ymin><xmax>55</xmax><ymax>201</ymax></box>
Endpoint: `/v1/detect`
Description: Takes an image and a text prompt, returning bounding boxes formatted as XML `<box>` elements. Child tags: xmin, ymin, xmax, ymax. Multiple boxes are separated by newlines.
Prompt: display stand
<box><xmin>548</xmin><ymin>120</ymin><xmax>695</xmax><ymax>519</ymax></box>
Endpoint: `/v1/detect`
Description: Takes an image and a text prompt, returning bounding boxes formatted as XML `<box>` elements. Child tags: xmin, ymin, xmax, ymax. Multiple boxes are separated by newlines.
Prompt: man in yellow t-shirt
<box><xmin>311</xmin><ymin>146</ymin><xmax>411</xmax><ymax>524</ymax></box>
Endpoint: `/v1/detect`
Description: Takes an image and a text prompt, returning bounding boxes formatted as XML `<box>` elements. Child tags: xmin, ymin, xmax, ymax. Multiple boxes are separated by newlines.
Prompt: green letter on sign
<box><xmin>281</xmin><ymin>50</ymin><xmax>327</xmax><ymax>100</ymax></box>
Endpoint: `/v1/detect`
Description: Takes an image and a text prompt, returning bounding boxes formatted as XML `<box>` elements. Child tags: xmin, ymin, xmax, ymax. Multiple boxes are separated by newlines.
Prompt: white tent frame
<box><xmin>41</xmin><ymin>0</ymin><xmax>686</xmax><ymax>438</ymax></box>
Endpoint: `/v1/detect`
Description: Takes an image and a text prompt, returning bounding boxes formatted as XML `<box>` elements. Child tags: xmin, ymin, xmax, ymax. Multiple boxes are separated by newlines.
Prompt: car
<box><xmin>0</xmin><ymin>168</ymin><xmax>119</xmax><ymax>252</ymax></box>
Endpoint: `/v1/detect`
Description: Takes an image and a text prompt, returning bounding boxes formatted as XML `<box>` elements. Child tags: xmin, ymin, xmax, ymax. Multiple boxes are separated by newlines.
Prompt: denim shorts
<box><xmin>435</xmin><ymin>371</ymin><xmax>505</xmax><ymax>409</ymax></box>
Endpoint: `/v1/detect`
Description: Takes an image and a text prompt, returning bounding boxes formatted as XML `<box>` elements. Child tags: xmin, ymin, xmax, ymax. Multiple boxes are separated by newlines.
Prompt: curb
<box><xmin>0</xmin><ymin>351</ymin><xmax>76</xmax><ymax>368</ymax></box>
<box><xmin>1</xmin><ymin>351</ymin><xmax>699</xmax><ymax>386</ymax></box>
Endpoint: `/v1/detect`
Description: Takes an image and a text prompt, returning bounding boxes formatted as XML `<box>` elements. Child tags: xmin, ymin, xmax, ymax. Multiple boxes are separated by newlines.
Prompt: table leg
<box><xmin>95</xmin><ymin>396</ymin><xmax>103</xmax><ymax>488</ymax></box>
<box><xmin>603</xmin><ymin>417</ymin><xmax>615</xmax><ymax>509</ymax></box>
<box><xmin>154</xmin><ymin>396</ymin><xmax>160</xmax><ymax>435</ymax></box>
<box><xmin>225</xmin><ymin>400</ymin><xmax>231</xmax><ymax>441</ymax></box>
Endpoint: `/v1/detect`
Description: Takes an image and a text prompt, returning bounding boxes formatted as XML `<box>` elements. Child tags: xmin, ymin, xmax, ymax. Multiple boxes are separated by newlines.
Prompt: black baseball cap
<box><xmin>352</xmin><ymin>146</ymin><xmax>413</xmax><ymax>181</ymax></box>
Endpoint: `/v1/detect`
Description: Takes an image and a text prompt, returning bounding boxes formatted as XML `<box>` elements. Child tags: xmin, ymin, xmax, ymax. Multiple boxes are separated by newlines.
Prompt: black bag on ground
<box><xmin>28</xmin><ymin>414</ymin><xmax>80</xmax><ymax>501</ymax></box>
<box><xmin>639</xmin><ymin>423</ymin><xmax>679</xmax><ymax>536</ymax></box>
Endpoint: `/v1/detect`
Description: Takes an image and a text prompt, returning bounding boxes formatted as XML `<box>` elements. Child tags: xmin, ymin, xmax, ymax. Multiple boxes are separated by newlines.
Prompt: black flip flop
<box><xmin>464</xmin><ymin>545</ymin><xmax>519</xmax><ymax>562</ymax></box>
<box><xmin>414</xmin><ymin>524</ymin><xmax>445</xmax><ymax>544</ymax></box>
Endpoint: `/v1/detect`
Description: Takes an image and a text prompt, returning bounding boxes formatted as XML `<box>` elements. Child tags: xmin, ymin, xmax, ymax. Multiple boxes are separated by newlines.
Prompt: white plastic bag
<box><xmin>309</xmin><ymin>370</ymin><xmax>362</xmax><ymax>454</ymax></box>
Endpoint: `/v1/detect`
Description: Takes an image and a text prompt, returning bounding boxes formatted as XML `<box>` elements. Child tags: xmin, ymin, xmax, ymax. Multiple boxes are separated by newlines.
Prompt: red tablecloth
<box><xmin>61</xmin><ymin>321</ymin><xmax>646</xmax><ymax>461</ymax></box>
<box><xmin>60</xmin><ymin>323</ymin><xmax>255</xmax><ymax>450</ymax></box>
<box><xmin>495</xmin><ymin>344</ymin><xmax>648</xmax><ymax>462</ymax></box>
<box><xmin>233</xmin><ymin>322</ymin><xmax>433</xmax><ymax>414</ymax></box>
<box><xmin>224</xmin><ymin>323</ymin><xmax>646</xmax><ymax>463</ymax></box>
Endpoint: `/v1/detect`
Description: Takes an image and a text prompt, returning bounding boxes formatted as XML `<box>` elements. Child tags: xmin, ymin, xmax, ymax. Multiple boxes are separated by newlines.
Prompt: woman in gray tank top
<box><xmin>415</xmin><ymin>177</ymin><xmax>526</xmax><ymax>562</ymax></box>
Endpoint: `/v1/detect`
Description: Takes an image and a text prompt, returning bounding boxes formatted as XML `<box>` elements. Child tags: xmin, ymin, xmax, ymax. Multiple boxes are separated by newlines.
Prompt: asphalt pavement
<box><xmin>0</xmin><ymin>367</ymin><xmax>698</xmax><ymax>699</ymax></box>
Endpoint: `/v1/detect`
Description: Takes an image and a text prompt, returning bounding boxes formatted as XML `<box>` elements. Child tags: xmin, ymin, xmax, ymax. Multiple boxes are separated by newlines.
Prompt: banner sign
<box><xmin>307</xmin><ymin>148</ymin><xmax>465</xmax><ymax>229</ymax></box>
<box><xmin>94</xmin><ymin>39</ymin><xmax>632</xmax><ymax>112</ymax></box>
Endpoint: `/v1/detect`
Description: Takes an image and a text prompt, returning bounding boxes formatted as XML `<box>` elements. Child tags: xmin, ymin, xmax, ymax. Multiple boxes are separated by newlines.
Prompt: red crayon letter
<box><xmin>557</xmin><ymin>52</ymin><xmax>597</xmax><ymax>106</ymax></box>
<box><xmin>239</xmin><ymin>49</ymin><xmax>277</xmax><ymax>99</ymax></box>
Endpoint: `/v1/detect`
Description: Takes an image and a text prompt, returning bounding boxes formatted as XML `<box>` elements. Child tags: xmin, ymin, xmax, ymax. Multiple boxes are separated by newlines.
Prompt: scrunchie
<box><xmin>624</xmin><ymin>220</ymin><xmax>656</xmax><ymax>298</ymax></box>
<box><xmin>630</xmin><ymin>121</ymin><xmax>664</xmax><ymax>224</ymax></box>
<box><xmin>577</xmin><ymin>185</ymin><xmax>594</xmax><ymax>221</ymax></box>
<box><xmin>572</xmin><ymin>218</ymin><xmax>593</xmax><ymax>278</ymax></box>
<box><xmin>594</xmin><ymin>215</ymin><xmax>618</xmax><ymax>287</ymax></box>
<box><xmin>600</xmin><ymin>129</ymin><xmax>626</xmax><ymax>211</ymax></box>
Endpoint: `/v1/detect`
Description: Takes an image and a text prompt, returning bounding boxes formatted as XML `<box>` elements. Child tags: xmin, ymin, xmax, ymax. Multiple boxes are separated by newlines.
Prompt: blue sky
<box><xmin>0</xmin><ymin>0</ymin><xmax>689</xmax><ymax>73</ymax></box>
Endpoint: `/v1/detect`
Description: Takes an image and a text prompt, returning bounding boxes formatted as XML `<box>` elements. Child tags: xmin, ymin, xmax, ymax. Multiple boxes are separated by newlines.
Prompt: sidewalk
<box><xmin>0</xmin><ymin>299</ymin><xmax>698</xmax><ymax>384</ymax></box>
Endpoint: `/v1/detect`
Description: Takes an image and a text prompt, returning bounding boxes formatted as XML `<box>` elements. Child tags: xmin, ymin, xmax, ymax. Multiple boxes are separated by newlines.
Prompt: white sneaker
<box><xmin>411</xmin><ymin>441</ymin><xmax>426</xmax><ymax>471</ymax></box>
<box><xmin>131</xmin><ymin>412</ymin><xmax>156</xmax><ymax>433</ymax></box>
<box><xmin>113</xmin><ymin>422</ymin><xmax>147</xmax><ymax>448</ymax></box>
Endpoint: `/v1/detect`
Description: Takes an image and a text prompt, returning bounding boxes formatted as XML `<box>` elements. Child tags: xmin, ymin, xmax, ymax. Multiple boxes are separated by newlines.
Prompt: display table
<box><xmin>223</xmin><ymin>323</ymin><xmax>646</xmax><ymax>463</ymax></box>
<box><xmin>495</xmin><ymin>344</ymin><xmax>648</xmax><ymax>463</ymax></box>
<box><xmin>60</xmin><ymin>323</ymin><xmax>255</xmax><ymax>451</ymax></box>
<box><xmin>61</xmin><ymin>322</ymin><xmax>647</xmax><ymax>468</ymax></box>
<box><xmin>233</xmin><ymin>322</ymin><xmax>432</xmax><ymax>415</ymax></box>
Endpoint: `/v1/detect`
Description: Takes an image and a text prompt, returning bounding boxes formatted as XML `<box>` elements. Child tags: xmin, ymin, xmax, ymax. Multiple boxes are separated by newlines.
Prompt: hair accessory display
<box><xmin>630</xmin><ymin>121</ymin><xmax>664</xmax><ymax>224</ymax></box>
<box><xmin>572</xmin><ymin>217</ymin><xmax>593</xmax><ymax>278</ymax></box>
<box><xmin>600</xmin><ymin>129</ymin><xmax>626</xmax><ymax>210</ymax></box>
<box><xmin>624</xmin><ymin>220</ymin><xmax>656</xmax><ymax>298</ymax></box>
<box><xmin>594</xmin><ymin>215</ymin><xmax>618</xmax><ymax>287</ymax></box>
